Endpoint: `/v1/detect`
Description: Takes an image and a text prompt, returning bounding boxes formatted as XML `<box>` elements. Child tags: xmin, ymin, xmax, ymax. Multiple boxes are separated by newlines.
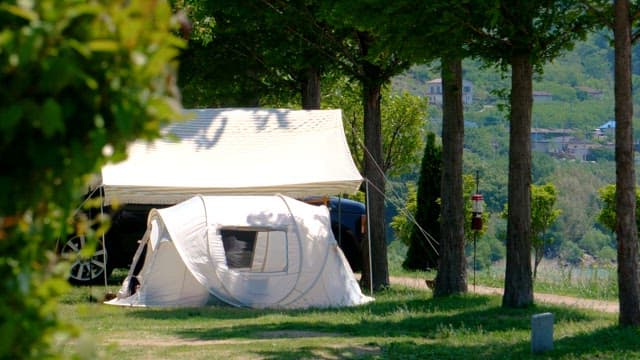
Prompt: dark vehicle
<box><xmin>303</xmin><ymin>196</ymin><xmax>366</xmax><ymax>272</ymax></box>
<box><xmin>61</xmin><ymin>196</ymin><xmax>367</xmax><ymax>285</ymax></box>
<box><xmin>61</xmin><ymin>203</ymin><xmax>163</xmax><ymax>285</ymax></box>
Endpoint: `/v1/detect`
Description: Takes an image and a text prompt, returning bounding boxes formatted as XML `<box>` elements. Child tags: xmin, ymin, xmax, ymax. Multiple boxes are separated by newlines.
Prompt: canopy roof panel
<box><xmin>98</xmin><ymin>108</ymin><xmax>362</xmax><ymax>204</ymax></box>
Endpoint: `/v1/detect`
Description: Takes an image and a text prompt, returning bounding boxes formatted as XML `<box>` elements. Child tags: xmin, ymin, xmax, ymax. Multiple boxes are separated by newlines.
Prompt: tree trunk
<box><xmin>503</xmin><ymin>54</ymin><xmax>534</xmax><ymax>308</ymax></box>
<box><xmin>360</xmin><ymin>79</ymin><xmax>389</xmax><ymax>292</ymax></box>
<box><xmin>301</xmin><ymin>66</ymin><xmax>321</xmax><ymax>110</ymax></box>
<box><xmin>434</xmin><ymin>57</ymin><xmax>467</xmax><ymax>296</ymax></box>
<box><xmin>534</xmin><ymin>245</ymin><xmax>543</xmax><ymax>281</ymax></box>
<box><xmin>614</xmin><ymin>0</ymin><xmax>640</xmax><ymax>326</ymax></box>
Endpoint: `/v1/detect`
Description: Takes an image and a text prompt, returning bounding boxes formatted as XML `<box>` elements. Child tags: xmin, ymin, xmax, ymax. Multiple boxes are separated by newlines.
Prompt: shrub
<box><xmin>559</xmin><ymin>241</ymin><xmax>584</xmax><ymax>266</ymax></box>
<box><xmin>0</xmin><ymin>1</ymin><xmax>183</xmax><ymax>357</ymax></box>
<box><xmin>596</xmin><ymin>246</ymin><xmax>617</xmax><ymax>264</ymax></box>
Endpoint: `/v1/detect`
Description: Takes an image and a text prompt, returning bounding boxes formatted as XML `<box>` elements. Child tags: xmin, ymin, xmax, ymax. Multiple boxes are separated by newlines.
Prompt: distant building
<box><xmin>426</xmin><ymin>78</ymin><xmax>473</xmax><ymax>105</ymax></box>
<box><xmin>597</xmin><ymin>120</ymin><xmax>615</xmax><ymax>131</ymax></box>
<box><xmin>576</xmin><ymin>86</ymin><xmax>604</xmax><ymax>100</ymax></box>
<box><xmin>531</xmin><ymin>128</ymin><xmax>574</xmax><ymax>153</ymax></box>
<box><xmin>533</xmin><ymin>91</ymin><xmax>553</xmax><ymax>102</ymax></box>
<box><xmin>593</xmin><ymin>120</ymin><xmax>615</xmax><ymax>140</ymax></box>
<box><xmin>532</xmin><ymin>128</ymin><xmax>601</xmax><ymax>161</ymax></box>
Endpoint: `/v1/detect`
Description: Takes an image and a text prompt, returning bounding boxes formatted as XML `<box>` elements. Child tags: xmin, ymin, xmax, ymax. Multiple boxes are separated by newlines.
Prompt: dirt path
<box><xmin>390</xmin><ymin>276</ymin><xmax>619</xmax><ymax>313</ymax></box>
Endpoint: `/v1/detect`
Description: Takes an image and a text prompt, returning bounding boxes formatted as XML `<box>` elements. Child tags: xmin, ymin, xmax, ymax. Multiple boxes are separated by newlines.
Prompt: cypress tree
<box><xmin>403</xmin><ymin>132</ymin><xmax>442</xmax><ymax>270</ymax></box>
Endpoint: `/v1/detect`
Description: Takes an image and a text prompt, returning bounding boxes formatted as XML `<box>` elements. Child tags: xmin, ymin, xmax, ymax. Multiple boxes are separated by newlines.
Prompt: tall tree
<box><xmin>588</xmin><ymin>0</ymin><xmax>640</xmax><ymax>326</ymax></box>
<box><xmin>367</xmin><ymin>1</ymin><xmax>472</xmax><ymax>296</ymax></box>
<box><xmin>434</xmin><ymin>57</ymin><xmax>468</xmax><ymax>296</ymax></box>
<box><xmin>359</xmin><ymin>38</ymin><xmax>394</xmax><ymax>290</ymax></box>
<box><xmin>613</xmin><ymin>0</ymin><xmax>640</xmax><ymax>326</ymax></box>
<box><xmin>466</xmin><ymin>0</ymin><xmax>595</xmax><ymax>307</ymax></box>
<box><xmin>418</xmin><ymin>3</ymin><xmax>472</xmax><ymax>296</ymax></box>
<box><xmin>315</xmin><ymin>2</ymin><xmax>416</xmax><ymax>290</ymax></box>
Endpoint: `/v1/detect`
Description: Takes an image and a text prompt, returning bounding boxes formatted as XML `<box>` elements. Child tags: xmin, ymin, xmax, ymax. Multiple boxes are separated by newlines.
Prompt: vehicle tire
<box><xmin>61</xmin><ymin>234</ymin><xmax>112</xmax><ymax>285</ymax></box>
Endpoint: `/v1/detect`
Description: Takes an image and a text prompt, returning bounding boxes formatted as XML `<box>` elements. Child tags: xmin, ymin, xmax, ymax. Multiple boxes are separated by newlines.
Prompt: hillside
<box><xmin>390</xmin><ymin>31</ymin><xmax>627</xmax><ymax>270</ymax></box>
<box><xmin>393</xmin><ymin>31</ymin><xmax>622</xmax><ymax>134</ymax></box>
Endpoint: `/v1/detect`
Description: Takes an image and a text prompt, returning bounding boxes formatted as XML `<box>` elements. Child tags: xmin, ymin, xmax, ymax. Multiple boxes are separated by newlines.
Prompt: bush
<box><xmin>0</xmin><ymin>1</ymin><xmax>183</xmax><ymax>357</ymax></box>
<box><xmin>578</xmin><ymin>228</ymin><xmax>612</xmax><ymax>256</ymax></box>
<box><xmin>466</xmin><ymin>235</ymin><xmax>505</xmax><ymax>271</ymax></box>
<box><xmin>560</xmin><ymin>241</ymin><xmax>584</xmax><ymax>265</ymax></box>
<box><xmin>596</xmin><ymin>246</ymin><xmax>617</xmax><ymax>264</ymax></box>
<box><xmin>586</xmin><ymin>147</ymin><xmax>615</xmax><ymax>162</ymax></box>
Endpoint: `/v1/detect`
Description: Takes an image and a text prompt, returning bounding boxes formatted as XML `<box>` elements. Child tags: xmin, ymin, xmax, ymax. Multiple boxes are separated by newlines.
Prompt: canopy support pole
<box><xmin>101</xmin><ymin>187</ymin><xmax>109</xmax><ymax>290</ymax></box>
<box><xmin>337</xmin><ymin>196</ymin><xmax>342</xmax><ymax>247</ymax></box>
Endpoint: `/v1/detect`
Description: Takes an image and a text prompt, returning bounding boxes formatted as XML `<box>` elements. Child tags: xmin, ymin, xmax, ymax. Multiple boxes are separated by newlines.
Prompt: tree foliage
<box><xmin>502</xmin><ymin>183</ymin><xmax>561</xmax><ymax>280</ymax></box>
<box><xmin>403</xmin><ymin>132</ymin><xmax>441</xmax><ymax>271</ymax></box>
<box><xmin>529</xmin><ymin>183</ymin><xmax>561</xmax><ymax>279</ymax></box>
<box><xmin>390</xmin><ymin>182</ymin><xmax>418</xmax><ymax>247</ymax></box>
<box><xmin>0</xmin><ymin>1</ymin><xmax>183</xmax><ymax>356</ymax></box>
<box><xmin>324</xmin><ymin>80</ymin><xmax>427</xmax><ymax>178</ymax></box>
<box><xmin>178</xmin><ymin>0</ymin><xmax>334</xmax><ymax>108</ymax></box>
<box><xmin>547</xmin><ymin>161</ymin><xmax>611</xmax><ymax>258</ymax></box>
<box><xmin>597</xmin><ymin>184</ymin><xmax>640</xmax><ymax>234</ymax></box>
<box><xmin>394</xmin><ymin>142</ymin><xmax>489</xmax><ymax>271</ymax></box>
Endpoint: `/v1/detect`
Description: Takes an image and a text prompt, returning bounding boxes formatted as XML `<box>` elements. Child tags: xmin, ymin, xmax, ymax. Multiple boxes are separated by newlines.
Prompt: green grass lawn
<box><xmin>59</xmin><ymin>283</ymin><xmax>639</xmax><ymax>359</ymax></box>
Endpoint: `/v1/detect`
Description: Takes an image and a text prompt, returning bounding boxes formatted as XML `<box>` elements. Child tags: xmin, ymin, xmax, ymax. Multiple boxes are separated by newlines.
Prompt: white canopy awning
<box><xmin>97</xmin><ymin>108</ymin><xmax>362</xmax><ymax>204</ymax></box>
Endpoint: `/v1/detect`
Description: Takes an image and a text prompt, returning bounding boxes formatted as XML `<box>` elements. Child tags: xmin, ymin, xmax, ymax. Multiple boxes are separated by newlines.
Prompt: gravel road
<box><xmin>389</xmin><ymin>276</ymin><xmax>618</xmax><ymax>313</ymax></box>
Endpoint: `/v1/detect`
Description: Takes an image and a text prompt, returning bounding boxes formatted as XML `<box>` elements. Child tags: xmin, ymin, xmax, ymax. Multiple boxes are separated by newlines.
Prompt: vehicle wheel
<box><xmin>62</xmin><ymin>235</ymin><xmax>111</xmax><ymax>285</ymax></box>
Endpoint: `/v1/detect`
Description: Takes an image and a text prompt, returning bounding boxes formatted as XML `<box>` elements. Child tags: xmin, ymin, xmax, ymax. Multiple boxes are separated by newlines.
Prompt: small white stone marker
<box><xmin>531</xmin><ymin>312</ymin><xmax>554</xmax><ymax>353</ymax></box>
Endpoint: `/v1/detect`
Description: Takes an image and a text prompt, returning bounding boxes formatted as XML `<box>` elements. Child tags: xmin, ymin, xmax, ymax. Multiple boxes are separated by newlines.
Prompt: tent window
<box><xmin>221</xmin><ymin>228</ymin><xmax>287</xmax><ymax>272</ymax></box>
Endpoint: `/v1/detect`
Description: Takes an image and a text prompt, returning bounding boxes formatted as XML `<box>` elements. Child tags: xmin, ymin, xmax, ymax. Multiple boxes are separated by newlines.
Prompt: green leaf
<box><xmin>0</xmin><ymin>4</ymin><xmax>38</xmax><ymax>22</ymax></box>
<box><xmin>0</xmin><ymin>105</ymin><xmax>23</xmax><ymax>132</ymax></box>
<box><xmin>87</xmin><ymin>40</ymin><xmax>119</xmax><ymax>52</ymax></box>
<box><xmin>41</xmin><ymin>98</ymin><xmax>64</xmax><ymax>137</ymax></box>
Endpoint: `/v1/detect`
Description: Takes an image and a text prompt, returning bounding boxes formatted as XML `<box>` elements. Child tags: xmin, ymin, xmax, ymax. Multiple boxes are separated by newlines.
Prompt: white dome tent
<box><xmin>106</xmin><ymin>194</ymin><xmax>373</xmax><ymax>308</ymax></box>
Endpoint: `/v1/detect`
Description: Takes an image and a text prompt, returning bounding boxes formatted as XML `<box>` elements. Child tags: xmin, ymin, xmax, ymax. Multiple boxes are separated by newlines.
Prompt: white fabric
<box><xmin>106</xmin><ymin>195</ymin><xmax>373</xmax><ymax>309</ymax></box>
<box><xmin>97</xmin><ymin>108</ymin><xmax>362</xmax><ymax>205</ymax></box>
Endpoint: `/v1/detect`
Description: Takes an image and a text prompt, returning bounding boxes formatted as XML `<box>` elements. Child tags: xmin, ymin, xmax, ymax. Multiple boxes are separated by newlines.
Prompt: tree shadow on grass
<box><xmin>124</xmin><ymin>286</ymin><xmax>497</xmax><ymax>323</ymax></box>
<box><xmin>125</xmin><ymin>286</ymin><xmax>601</xmax><ymax>336</ymax></box>
<box><xmin>250</xmin><ymin>340</ymin><xmax>530</xmax><ymax>360</ymax></box>
<box><xmin>551</xmin><ymin>324</ymin><xmax>640</xmax><ymax>358</ymax></box>
<box><xmin>248</xmin><ymin>325</ymin><xmax>640</xmax><ymax>360</ymax></box>
<box><xmin>162</xmin><ymin>301</ymin><xmax>592</xmax><ymax>341</ymax></box>
<box><xmin>252</xmin><ymin>345</ymin><xmax>381</xmax><ymax>360</ymax></box>
<box><xmin>114</xmin><ymin>286</ymin><xmax>624</xmax><ymax>359</ymax></box>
